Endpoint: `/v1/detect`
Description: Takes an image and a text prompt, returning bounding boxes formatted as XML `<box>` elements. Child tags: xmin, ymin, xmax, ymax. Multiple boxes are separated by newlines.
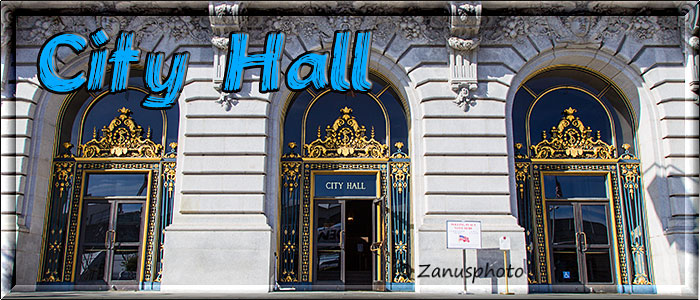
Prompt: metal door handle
<box><xmin>370</xmin><ymin>241</ymin><xmax>383</xmax><ymax>253</ymax></box>
<box><xmin>580</xmin><ymin>232</ymin><xmax>588</xmax><ymax>251</ymax></box>
<box><xmin>340</xmin><ymin>230</ymin><xmax>345</xmax><ymax>250</ymax></box>
<box><xmin>105</xmin><ymin>230</ymin><xmax>116</xmax><ymax>248</ymax></box>
<box><xmin>574</xmin><ymin>232</ymin><xmax>581</xmax><ymax>252</ymax></box>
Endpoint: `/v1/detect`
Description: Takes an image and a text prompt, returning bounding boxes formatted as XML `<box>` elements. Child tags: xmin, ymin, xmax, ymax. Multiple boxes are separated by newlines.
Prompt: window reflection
<box><xmin>85</xmin><ymin>173</ymin><xmax>148</xmax><ymax>197</ymax></box>
<box><xmin>544</xmin><ymin>175</ymin><xmax>607</xmax><ymax>199</ymax></box>
<box><xmin>548</xmin><ymin>204</ymin><xmax>576</xmax><ymax>246</ymax></box>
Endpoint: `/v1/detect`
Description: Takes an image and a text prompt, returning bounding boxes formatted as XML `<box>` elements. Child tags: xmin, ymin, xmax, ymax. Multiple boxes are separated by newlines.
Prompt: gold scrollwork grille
<box><xmin>38</xmin><ymin>109</ymin><xmax>178</xmax><ymax>290</ymax></box>
<box><xmin>278</xmin><ymin>107</ymin><xmax>413</xmax><ymax>289</ymax></box>
<box><xmin>515</xmin><ymin>108</ymin><xmax>653</xmax><ymax>288</ymax></box>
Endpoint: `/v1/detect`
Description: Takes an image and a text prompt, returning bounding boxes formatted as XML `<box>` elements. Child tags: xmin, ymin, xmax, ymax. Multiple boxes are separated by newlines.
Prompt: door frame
<box><xmin>540</xmin><ymin>170</ymin><xmax>622</xmax><ymax>293</ymax></box>
<box><xmin>72</xmin><ymin>169</ymin><xmax>153</xmax><ymax>289</ymax></box>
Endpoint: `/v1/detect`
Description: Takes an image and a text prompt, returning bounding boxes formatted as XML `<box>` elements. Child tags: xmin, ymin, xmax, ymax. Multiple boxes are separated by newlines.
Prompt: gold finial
<box><xmin>340</xmin><ymin>106</ymin><xmax>352</xmax><ymax>114</ymax></box>
<box><xmin>288</xmin><ymin>142</ymin><xmax>297</xmax><ymax>150</ymax></box>
<box><xmin>371</xmin><ymin>126</ymin><xmax>375</xmax><ymax>139</ymax></box>
<box><xmin>92</xmin><ymin>127</ymin><xmax>97</xmax><ymax>138</ymax></box>
<box><xmin>62</xmin><ymin>142</ymin><xmax>73</xmax><ymax>150</ymax></box>
<box><xmin>317</xmin><ymin>126</ymin><xmax>321</xmax><ymax>138</ymax></box>
<box><xmin>169</xmin><ymin>142</ymin><xmax>178</xmax><ymax>151</ymax></box>
<box><xmin>515</xmin><ymin>143</ymin><xmax>522</xmax><ymax>150</ymax></box>
<box><xmin>147</xmin><ymin>127</ymin><xmax>151</xmax><ymax>139</ymax></box>
<box><xmin>563</xmin><ymin>107</ymin><xmax>577</xmax><ymax>115</ymax></box>
<box><xmin>622</xmin><ymin>143</ymin><xmax>630</xmax><ymax>151</ymax></box>
<box><xmin>118</xmin><ymin>107</ymin><xmax>131</xmax><ymax>115</ymax></box>
<box><xmin>395</xmin><ymin>142</ymin><xmax>404</xmax><ymax>150</ymax></box>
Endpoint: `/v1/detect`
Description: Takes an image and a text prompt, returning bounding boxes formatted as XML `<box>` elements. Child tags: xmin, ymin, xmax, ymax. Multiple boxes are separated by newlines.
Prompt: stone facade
<box><xmin>1</xmin><ymin>1</ymin><xmax>698</xmax><ymax>296</ymax></box>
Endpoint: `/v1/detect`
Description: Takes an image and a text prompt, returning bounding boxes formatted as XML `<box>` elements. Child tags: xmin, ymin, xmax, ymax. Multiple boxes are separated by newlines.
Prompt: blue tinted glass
<box><xmin>381</xmin><ymin>86</ymin><xmax>409</xmax><ymax>155</ymax></box>
<box><xmin>81</xmin><ymin>90</ymin><xmax>164</xmax><ymax>148</ymax></box>
<box><xmin>512</xmin><ymin>88</ymin><xmax>534</xmax><ymax>147</ymax></box>
<box><xmin>524</xmin><ymin>68</ymin><xmax>608</xmax><ymax>96</ymax></box>
<box><xmin>543</xmin><ymin>175</ymin><xmax>607</xmax><ymax>199</ymax></box>
<box><xmin>304</xmin><ymin>92</ymin><xmax>386</xmax><ymax>147</ymax></box>
<box><xmin>283</xmin><ymin>90</ymin><xmax>313</xmax><ymax>155</ymax></box>
<box><xmin>529</xmin><ymin>88</ymin><xmax>613</xmax><ymax>147</ymax></box>
<box><xmin>85</xmin><ymin>173</ymin><xmax>148</xmax><ymax>197</ymax></box>
<box><xmin>283</xmin><ymin>75</ymin><xmax>409</xmax><ymax>157</ymax></box>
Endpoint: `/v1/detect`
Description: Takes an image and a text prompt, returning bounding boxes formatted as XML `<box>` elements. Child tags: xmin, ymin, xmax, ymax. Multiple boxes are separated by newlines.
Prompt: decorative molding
<box><xmin>530</xmin><ymin>107</ymin><xmax>616</xmax><ymax>159</ymax></box>
<box><xmin>481</xmin><ymin>15</ymin><xmax>680</xmax><ymax>45</ymax></box>
<box><xmin>687</xmin><ymin>3</ymin><xmax>699</xmax><ymax>97</ymax></box>
<box><xmin>15</xmin><ymin>15</ymin><xmax>210</xmax><ymax>46</ymax></box>
<box><xmin>209</xmin><ymin>1</ymin><xmax>242</xmax><ymax>110</ymax></box>
<box><xmin>449</xmin><ymin>2</ymin><xmax>481</xmax><ymax>112</ymax></box>
<box><xmin>79</xmin><ymin>107</ymin><xmax>163</xmax><ymax>158</ymax></box>
<box><xmin>304</xmin><ymin>107</ymin><xmax>388</xmax><ymax>158</ymax></box>
<box><xmin>450</xmin><ymin>1</ymin><xmax>481</xmax><ymax>38</ymax></box>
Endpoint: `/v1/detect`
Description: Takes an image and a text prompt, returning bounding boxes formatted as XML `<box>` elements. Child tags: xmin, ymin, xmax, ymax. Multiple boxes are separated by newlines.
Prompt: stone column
<box><xmin>160</xmin><ymin>1</ymin><xmax>273</xmax><ymax>293</ymax></box>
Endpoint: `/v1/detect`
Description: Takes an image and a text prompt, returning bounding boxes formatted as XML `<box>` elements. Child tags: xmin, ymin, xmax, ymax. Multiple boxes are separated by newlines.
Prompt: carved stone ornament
<box><xmin>447</xmin><ymin>36</ymin><xmax>479</xmax><ymax>51</ymax></box>
<box><xmin>481</xmin><ymin>15</ymin><xmax>679</xmax><ymax>45</ymax></box>
<box><xmin>448</xmin><ymin>2</ymin><xmax>481</xmax><ymax>112</ymax></box>
<box><xmin>450</xmin><ymin>1</ymin><xmax>482</xmax><ymax>37</ymax></box>
<box><xmin>15</xmin><ymin>15</ymin><xmax>210</xmax><ymax>46</ymax></box>
<box><xmin>305</xmin><ymin>107</ymin><xmax>388</xmax><ymax>158</ymax></box>
<box><xmin>79</xmin><ymin>107</ymin><xmax>163</xmax><ymax>158</ymax></box>
<box><xmin>530</xmin><ymin>107</ymin><xmax>616</xmax><ymax>159</ymax></box>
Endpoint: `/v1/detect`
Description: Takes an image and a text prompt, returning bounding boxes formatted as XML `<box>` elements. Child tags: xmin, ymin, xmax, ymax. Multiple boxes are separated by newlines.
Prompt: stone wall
<box><xmin>0</xmin><ymin>0</ymin><xmax>697</xmax><ymax>296</ymax></box>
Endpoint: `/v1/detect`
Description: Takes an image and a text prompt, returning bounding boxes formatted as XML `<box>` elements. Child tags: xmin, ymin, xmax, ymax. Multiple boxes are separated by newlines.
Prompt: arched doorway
<box><xmin>37</xmin><ymin>70</ymin><xmax>179</xmax><ymax>291</ymax></box>
<box><xmin>277</xmin><ymin>74</ymin><xmax>414</xmax><ymax>291</ymax></box>
<box><xmin>511</xmin><ymin>66</ymin><xmax>654</xmax><ymax>293</ymax></box>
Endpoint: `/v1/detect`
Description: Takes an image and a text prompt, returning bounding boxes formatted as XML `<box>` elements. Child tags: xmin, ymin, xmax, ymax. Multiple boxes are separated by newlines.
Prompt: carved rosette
<box><xmin>530</xmin><ymin>107</ymin><xmax>616</xmax><ymax>159</ymax></box>
<box><xmin>79</xmin><ymin>107</ymin><xmax>163</xmax><ymax>158</ymax></box>
<box><xmin>304</xmin><ymin>107</ymin><xmax>388</xmax><ymax>158</ymax></box>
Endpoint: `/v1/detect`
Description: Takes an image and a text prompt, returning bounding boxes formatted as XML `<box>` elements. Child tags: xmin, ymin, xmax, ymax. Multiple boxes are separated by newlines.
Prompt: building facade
<box><xmin>1</xmin><ymin>1</ymin><xmax>698</xmax><ymax>296</ymax></box>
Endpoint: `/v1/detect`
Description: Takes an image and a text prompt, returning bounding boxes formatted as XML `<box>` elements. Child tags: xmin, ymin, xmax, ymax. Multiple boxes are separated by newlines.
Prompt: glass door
<box><xmin>76</xmin><ymin>173</ymin><xmax>148</xmax><ymax>290</ymax></box>
<box><xmin>314</xmin><ymin>200</ymin><xmax>344</xmax><ymax>289</ymax></box>
<box><xmin>313</xmin><ymin>199</ymin><xmax>375</xmax><ymax>290</ymax></box>
<box><xmin>547</xmin><ymin>202</ymin><xmax>615</xmax><ymax>292</ymax></box>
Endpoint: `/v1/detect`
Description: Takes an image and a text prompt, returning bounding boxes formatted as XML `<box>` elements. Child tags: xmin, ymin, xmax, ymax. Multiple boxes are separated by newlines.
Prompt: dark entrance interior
<box><xmin>344</xmin><ymin>200</ymin><xmax>372</xmax><ymax>289</ymax></box>
<box><xmin>314</xmin><ymin>200</ymin><xmax>373</xmax><ymax>290</ymax></box>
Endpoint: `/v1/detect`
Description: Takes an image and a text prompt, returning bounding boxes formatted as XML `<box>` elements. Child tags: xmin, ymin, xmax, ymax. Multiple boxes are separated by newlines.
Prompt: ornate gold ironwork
<box><xmin>514</xmin><ymin>143</ymin><xmax>527</xmax><ymax>159</ymax></box>
<box><xmin>630</xmin><ymin>226</ymin><xmax>651</xmax><ymax>285</ymax></box>
<box><xmin>164</xmin><ymin>142</ymin><xmax>178</xmax><ymax>159</ymax></box>
<box><xmin>58</xmin><ymin>142</ymin><xmax>75</xmax><ymax>158</ymax></box>
<box><xmin>390</xmin><ymin>142</ymin><xmax>409</xmax><ymax>159</ymax></box>
<box><xmin>530</xmin><ymin>107</ymin><xmax>616</xmax><ymax>159</ymax></box>
<box><xmin>305</xmin><ymin>107</ymin><xmax>388</xmax><ymax>158</ymax></box>
<box><xmin>390</xmin><ymin>162</ymin><xmax>409</xmax><ymax>194</ymax></box>
<box><xmin>79</xmin><ymin>107</ymin><xmax>163</xmax><ymax>158</ymax></box>
<box><xmin>282</xmin><ymin>142</ymin><xmax>301</xmax><ymax>159</ymax></box>
<box><xmin>619</xmin><ymin>143</ymin><xmax>638</xmax><ymax>160</ymax></box>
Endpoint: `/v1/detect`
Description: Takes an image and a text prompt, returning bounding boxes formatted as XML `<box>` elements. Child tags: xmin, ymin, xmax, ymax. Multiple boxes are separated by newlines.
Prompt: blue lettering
<box><xmin>143</xmin><ymin>52</ymin><xmax>190</xmax><ymax>108</ymax></box>
<box><xmin>37</xmin><ymin>33</ymin><xmax>87</xmax><ymax>93</ymax></box>
<box><xmin>223</xmin><ymin>32</ymin><xmax>284</xmax><ymax>93</ymax></box>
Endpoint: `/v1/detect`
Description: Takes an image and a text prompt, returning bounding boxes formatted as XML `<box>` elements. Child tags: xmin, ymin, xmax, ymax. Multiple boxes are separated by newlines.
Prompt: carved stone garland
<box><xmin>79</xmin><ymin>107</ymin><xmax>163</xmax><ymax>158</ymax></box>
<box><xmin>530</xmin><ymin>107</ymin><xmax>616</xmax><ymax>159</ymax></box>
<box><xmin>305</xmin><ymin>107</ymin><xmax>388</xmax><ymax>158</ymax></box>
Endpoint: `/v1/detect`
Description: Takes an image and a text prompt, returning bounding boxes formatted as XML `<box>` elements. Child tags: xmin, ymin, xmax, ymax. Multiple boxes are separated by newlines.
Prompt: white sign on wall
<box><xmin>446</xmin><ymin>221</ymin><xmax>482</xmax><ymax>249</ymax></box>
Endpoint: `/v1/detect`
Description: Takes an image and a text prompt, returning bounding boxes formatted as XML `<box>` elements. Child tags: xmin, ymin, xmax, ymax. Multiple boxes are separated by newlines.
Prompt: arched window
<box><xmin>512</xmin><ymin>66</ymin><xmax>653</xmax><ymax>292</ymax></box>
<box><xmin>38</xmin><ymin>69</ymin><xmax>178</xmax><ymax>290</ymax></box>
<box><xmin>278</xmin><ymin>74</ymin><xmax>414</xmax><ymax>291</ymax></box>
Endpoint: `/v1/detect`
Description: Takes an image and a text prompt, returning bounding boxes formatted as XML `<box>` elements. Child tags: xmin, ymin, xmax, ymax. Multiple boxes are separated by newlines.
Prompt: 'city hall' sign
<box><xmin>314</xmin><ymin>174</ymin><xmax>378</xmax><ymax>198</ymax></box>
<box><xmin>37</xmin><ymin>30</ymin><xmax>372</xmax><ymax>108</ymax></box>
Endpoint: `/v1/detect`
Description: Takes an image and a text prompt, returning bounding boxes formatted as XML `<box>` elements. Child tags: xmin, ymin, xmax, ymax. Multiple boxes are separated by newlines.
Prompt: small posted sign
<box><xmin>499</xmin><ymin>236</ymin><xmax>511</xmax><ymax>250</ymax></box>
<box><xmin>446</xmin><ymin>221</ymin><xmax>482</xmax><ymax>249</ymax></box>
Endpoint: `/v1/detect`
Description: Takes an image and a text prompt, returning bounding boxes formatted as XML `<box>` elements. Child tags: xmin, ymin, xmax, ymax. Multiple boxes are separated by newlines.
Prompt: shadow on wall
<box><xmin>645</xmin><ymin>162</ymin><xmax>699</xmax><ymax>256</ymax></box>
